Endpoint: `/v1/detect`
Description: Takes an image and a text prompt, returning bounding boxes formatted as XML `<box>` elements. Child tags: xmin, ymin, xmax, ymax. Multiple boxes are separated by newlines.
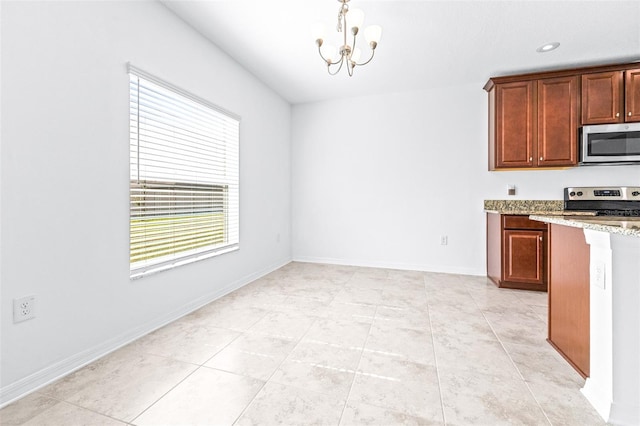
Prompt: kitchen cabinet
<box><xmin>537</xmin><ymin>76</ymin><xmax>579</xmax><ymax>166</ymax></box>
<box><xmin>581</xmin><ymin>71</ymin><xmax>622</xmax><ymax>124</ymax></box>
<box><xmin>485</xmin><ymin>61</ymin><xmax>640</xmax><ymax>171</ymax></box>
<box><xmin>486</xmin><ymin>213</ymin><xmax>547</xmax><ymax>291</ymax></box>
<box><xmin>626</xmin><ymin>69</ymin><xmax>640</xmax><ymax>122</ymax></box>
<box><xmin>581</xmin><ymin>68</ymin><xmax>640</xmax><ymax>124</ymax></box>
<box><xmin>491</xmin><ymin>81</ymin><xmax>535</xmax><ymax>168</ymax></box>
<box><xmin>547</xmin><ymin>223</ymin><xmax>590</xmax><ymax>378</ymax></box>
<box><xmin>488</xmin><ymin>76</ymin><xmax>578</xmax><ymax>170</ymax></box>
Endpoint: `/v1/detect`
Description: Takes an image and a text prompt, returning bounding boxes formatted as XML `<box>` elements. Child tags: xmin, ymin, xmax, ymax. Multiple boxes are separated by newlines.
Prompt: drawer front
<box><xmin>503</xmin><ymin>215</ymin><xmax>548</xmax><ymax>230</ymax></box>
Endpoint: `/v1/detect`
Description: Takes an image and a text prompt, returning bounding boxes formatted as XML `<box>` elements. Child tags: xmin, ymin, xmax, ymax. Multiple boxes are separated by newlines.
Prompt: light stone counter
<box><xmin>530</xmin><ymin>215</ymin><xmax>640</xmax><ymax>238</ymax></box>
<box><xmin>483</xmin><ymin>199</ymin><xmax>596</xmax><ymax>217</ymax></box>
<box><xmin>484</xmin><ymin>199</ymin><xmax>563</xmax><ymax>214</ymax></box>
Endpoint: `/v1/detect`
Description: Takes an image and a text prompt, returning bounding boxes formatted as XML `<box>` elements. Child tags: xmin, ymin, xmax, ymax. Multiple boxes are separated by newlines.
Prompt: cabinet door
<box><xmin>581</xmin><ymin>71</ymin><xmax>623</xmax><ymax>124</ymax></box>
<box><xmin>502</xmin><ymin>229</ymin><xmax>545</xmax><ymax>286</ymax></box>
<box><xmin>537</xmin><ymin>76</ymin><xmax>578</xmax><ymax>166</ymax></box>
<box><xmin>625</xmin><ymin>68</ymin><xmax>640</xmax><ymax>122</ymax></box>
<box><xmin>495</xmin><ymin>81</ymin><xmax>535</xmax><ymax>168</ymax></box>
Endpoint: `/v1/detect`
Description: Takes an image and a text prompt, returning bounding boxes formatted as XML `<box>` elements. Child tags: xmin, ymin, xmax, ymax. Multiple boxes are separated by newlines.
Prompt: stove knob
<box><xmin>569</xmin><ymin>191</ymin><xmax>576</xmax><ymax>197</ymax></box>
<box><xmin>577</xmin><ymin>191</ymin><xmax>583</xmax><ymax>196</ymax></box>
<box><xmin>632</xmin><ymin>191</ymin><xmax>640</xmax><ymax>197</ymax></box>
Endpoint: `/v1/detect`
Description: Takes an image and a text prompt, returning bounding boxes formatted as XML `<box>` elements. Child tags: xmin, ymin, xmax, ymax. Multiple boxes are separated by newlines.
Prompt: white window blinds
<box><xmin>129</xmin><ymin>65</ymin><xmax>240</xmax><ymax>278</ymax></box>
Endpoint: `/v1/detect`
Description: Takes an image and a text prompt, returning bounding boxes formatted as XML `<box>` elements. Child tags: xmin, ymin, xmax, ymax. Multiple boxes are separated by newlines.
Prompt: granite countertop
<box><xmin>530</xmin><ymin>215</ymin><xmax>640</xmax><ymax>238</ymax></box>
<box><xmin>483</xmin><ymin>200</ymin><xmax>595</xmax><ymax>216</ymax></box>
<box><xmin>484</xmin><ymin>199</ymin><xmax>640</xmax><ymax>237</ymax></box>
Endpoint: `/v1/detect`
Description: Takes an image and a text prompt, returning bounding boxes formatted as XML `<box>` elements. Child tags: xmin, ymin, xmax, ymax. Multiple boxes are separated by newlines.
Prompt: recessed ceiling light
<box><xmin>536</xmin><ymin>42</ymin><xmax>560</xmax><ymax>53</ymax></box>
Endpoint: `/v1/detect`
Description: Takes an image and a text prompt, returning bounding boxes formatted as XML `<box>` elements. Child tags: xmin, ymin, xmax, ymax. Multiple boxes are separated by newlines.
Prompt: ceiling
<box><xmin>162</xmin><ymin>0</ymin><xmax>640</xmax><ymax>105</ymax></box>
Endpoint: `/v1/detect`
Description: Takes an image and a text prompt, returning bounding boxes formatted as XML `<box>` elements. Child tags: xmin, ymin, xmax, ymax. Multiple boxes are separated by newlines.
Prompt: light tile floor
<box><xmin>1</xmin><ymin>262</ymin><xmax>606</xmax><ymax>425</ymax></box>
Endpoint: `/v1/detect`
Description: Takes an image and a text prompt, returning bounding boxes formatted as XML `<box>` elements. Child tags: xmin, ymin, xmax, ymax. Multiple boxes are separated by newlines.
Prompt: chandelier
<box><xmin>313</xmin><ymin>0</ymin><xmax>382</xmax><ymax>76</ymax></box>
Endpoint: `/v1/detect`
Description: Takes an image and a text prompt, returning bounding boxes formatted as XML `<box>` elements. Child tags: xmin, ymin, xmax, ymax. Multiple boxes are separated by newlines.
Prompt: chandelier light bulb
<box><xmin>364</xmin><ymin>25</ymin><xmax>382</xmax><ymax>45</ymax></box>
<box><xmin>348</xmin><ymin>8</ymin><xmax>365</xmax><ymax>33</ymax></box>
<box><xmin>321</xmin><ymin>44</ymin><xmax>337</xmax><ymax>63</ymax></box>
<box><xmin>311</xmin><ymin>22</ymin><xmax>326</xmax><ymax>43</ymax></box>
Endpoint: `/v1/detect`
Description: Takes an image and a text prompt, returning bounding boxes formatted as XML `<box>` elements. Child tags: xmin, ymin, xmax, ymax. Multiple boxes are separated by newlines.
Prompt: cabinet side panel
<box><xmin>486</xmin><ymin>213</ymin><xmax>502</xmax><ymax>285</ymax></box>
<box><xmin>488</xmin><ymin>89</ymin><xmax>496</xmax><ymax>170</ymax></box>
<box><xmin>548</xmin><ymin>224</ymin><xmax>590</xmax><ymax>377</ymax></box>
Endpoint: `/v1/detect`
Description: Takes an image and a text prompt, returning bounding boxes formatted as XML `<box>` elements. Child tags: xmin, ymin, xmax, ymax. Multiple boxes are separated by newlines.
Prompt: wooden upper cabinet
<box><xmin>625</xmin><ymin>69</ymin><xmax>640</xmax><ymax>122</ymax></box>
<box><xmin>493</xmin><ymin>81</ymin><xmax>535</xmax><ymax>168</ymax></box>
<box><xmin>581</xmin><ymin>71</ymin><xmax>623</xmax><ymax>124</ymax></box>
<box><xmin>582</xmin><ymin>68</ymin><xmax>640</xmax><ymax>124</ymax></box>
<box><xmin>486</xmin><ymin>61</ymin><xmax>640</xmax><ymax>170</ymax></box>
<box><xmin>537</xmin><ymin>76</ymin><xmax>578</xmax><ymax>166</ymax></box>
<box><xmin>490</xmin><ymin>77</ymin><xmax>577</xmax><ymax>170</ymax></box>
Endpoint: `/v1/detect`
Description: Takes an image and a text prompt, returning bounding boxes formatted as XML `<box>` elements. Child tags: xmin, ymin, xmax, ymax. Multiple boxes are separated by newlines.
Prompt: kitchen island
<box><xmin>530</xmin><ymin>214</ymin><xmax>640</xmax><ymax>426</ymax></box>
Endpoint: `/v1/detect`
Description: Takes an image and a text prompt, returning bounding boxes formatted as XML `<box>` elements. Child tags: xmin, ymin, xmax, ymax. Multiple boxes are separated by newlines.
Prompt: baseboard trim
<box><xmin>0</xmin><ymin>257</ymin><xmax>291</xmax><ymax>408</ymax></box>
<box><xmin>608</xmin><ymin>400</ymin><xmax>640</xmax><ymax>426</ymax></box>
<box><xmin>581</xmin><ymin>377</ymin><xmax>611</xmax><ymax>422</ymax></box>
<box><xmin>292</xmin><ymin>255</ymin><xmax>484</xmax><ymax>276</ymax></box>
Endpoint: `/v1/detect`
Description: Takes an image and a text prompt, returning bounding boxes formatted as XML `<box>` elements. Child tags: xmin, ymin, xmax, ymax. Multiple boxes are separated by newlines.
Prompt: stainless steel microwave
<box><xmin>581</xmin><ymin>122</ymin><xmax>640</xmax><ymax>165</ymax></box>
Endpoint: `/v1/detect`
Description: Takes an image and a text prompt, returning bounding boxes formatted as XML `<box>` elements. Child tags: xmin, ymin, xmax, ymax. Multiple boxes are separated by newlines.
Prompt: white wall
<box><xmin>0</xmin><ymin>0</ymin><xmax>291</xmax><ymax>403</ymax></box>
<box><xmin>291</xmin><ymin>83</ymin><xmax>640</xmax><ymax>275</ymax></box>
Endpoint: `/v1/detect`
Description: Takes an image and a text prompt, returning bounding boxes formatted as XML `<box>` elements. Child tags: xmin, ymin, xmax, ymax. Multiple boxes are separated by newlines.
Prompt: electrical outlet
<box><xmin>508</xmin><ymin>184</ymin><xmax>516</xmax><ymax>196</ymax></box>
<box><xmin>592</xmin><ymin>261</ymin><xmax>606</xmax><ymax>289</ymax></box>
<box><xmin>440</xmin><ymin>235</ymin><xmax>448</xmax><ymax>245</ymax></box>
<box><xmin>13</xmin><ymin>295</ymin><xmax>36</xmax><ymax>323</ymax></box>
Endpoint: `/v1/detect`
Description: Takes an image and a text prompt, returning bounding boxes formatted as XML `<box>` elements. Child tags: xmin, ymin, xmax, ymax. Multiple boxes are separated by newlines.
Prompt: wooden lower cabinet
<box><xmin>487</xmin><ymin>213</ymin><xmax>547</xmax><ymax>291</ymax></box>
<box><xmin>548</xmin><ymin>223</ymin><xmax>590</xmax><ymax>378</ymax></box>
<box><xmin>503</xmin><ymin>229</ymin><xmax>546</xmax><ymax>286</ymax></box>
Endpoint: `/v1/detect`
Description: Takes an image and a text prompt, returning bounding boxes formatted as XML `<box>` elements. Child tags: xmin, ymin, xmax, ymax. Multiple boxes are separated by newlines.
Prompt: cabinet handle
<box><xmin>539</xmin><ymin>156</ymin><xmax>543</xmax><ymax>161</ymax></box>
<box><xmin>539</xmin><ymin>236</ymin><xmax>543</xmax><ymax>241</ymax></box>
<box><xmin>529</xmin><ymin>157</ymin><xmax>533</xmax><ymax>162</ymax></box>
<box><xmin>616</xmin><ymin>112</ymin><xmax>620</xmax><ymax>117</ymax></box>
<box><xmin>630</xmin><ymin>112</ymin><xmax>633</xmax><ymax>117</ymax></box>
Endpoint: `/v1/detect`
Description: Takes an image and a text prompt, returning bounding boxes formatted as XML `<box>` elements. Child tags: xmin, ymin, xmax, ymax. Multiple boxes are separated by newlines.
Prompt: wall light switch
<box><xmin>507</xmin><ymin>185</ymin><xmax>516</xmax><ymax>196</ymax></box>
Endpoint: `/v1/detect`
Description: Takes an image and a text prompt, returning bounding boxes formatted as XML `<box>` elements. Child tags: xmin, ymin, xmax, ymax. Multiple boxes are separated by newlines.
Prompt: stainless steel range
<box><xmin>564</xmin><ymin>186</ymin><xmax>640</xmax><ymax>216</ymax></box>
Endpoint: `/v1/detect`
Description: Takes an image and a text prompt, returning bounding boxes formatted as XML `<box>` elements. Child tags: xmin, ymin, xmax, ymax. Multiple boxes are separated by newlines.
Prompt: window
<box><xmin>128</xmin><ymin>65</ymin><xmax>239</xmax><ymax>278</ymax></box>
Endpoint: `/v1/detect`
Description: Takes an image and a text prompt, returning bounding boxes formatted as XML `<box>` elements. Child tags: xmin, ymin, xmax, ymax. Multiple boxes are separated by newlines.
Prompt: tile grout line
<box><xmin>128</xmin><ymin>365</ymin><xmax>202</xmax><ymax>425</ymax></box>
<box><xmin>335</xmin><ymin>302</ymin><xmax>378</xmax><ymax>426</ymax></box>
<box><xmin>129</xmin><ymin>295</ymin><xmax>275</xmax><ymax>425</ymax></box>
<box><xmin>127</xmin><ymin>301</ymin><xmax>272</xmax><ymax>424</ymax></box>
<box><xmin>424</xmin><ymin>276</ymin><xmax>448</xmax><ymax>426</ymax></box>
<box><xmin>229</xmin><ymin>272</ymin><xmax>340</xmax><ymax>425</ymax></box>
<box><xmin>467</xmin><ymin>284</ymin><xmax>529</xmax><ymax>383</ymax></box>
<box><xmin>472</xmin><ymin>288</ymin><xmax>554</xmax><ymax>426</ymax></box>
<box><xmin>334</xmin><ymin>268</ymin><xmax>367</xmax><ymax>426</ymax></box>
<box><xmin>12</xmin><ymin>393</ymin><xmax>129</xmax><ymax>426</ymax></box>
